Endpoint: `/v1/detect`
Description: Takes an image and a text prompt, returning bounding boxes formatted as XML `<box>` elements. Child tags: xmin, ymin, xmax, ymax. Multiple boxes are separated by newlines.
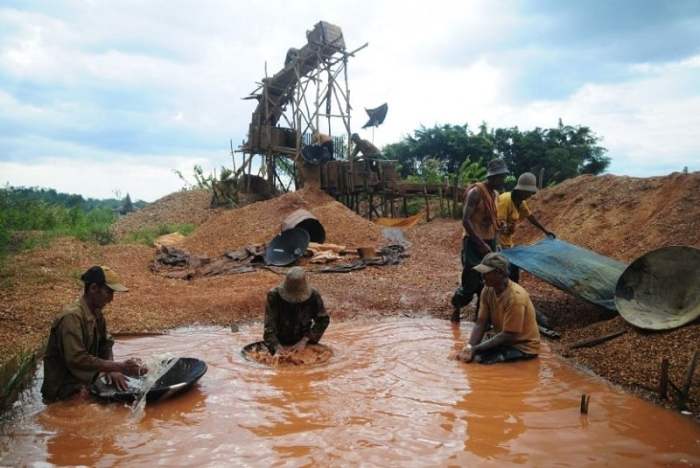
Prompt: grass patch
<box><xmin>0</xmin><ymin>192</ymin><xmax>117</xmax><ymax>268</ymax></box>
<box><xmin>121</xmin><ymin>223</ymin><xmax>196</xmax><ymax>246</ymax></box>
<box><xmin>0</xmin><ymin>349</ymin><xmax>40</xmax><ymax>413</ymax></box>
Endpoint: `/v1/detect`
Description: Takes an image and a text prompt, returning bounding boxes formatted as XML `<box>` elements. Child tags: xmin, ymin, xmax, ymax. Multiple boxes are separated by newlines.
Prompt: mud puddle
<box><xmin>1</xmin><ymin>318</ymin><xmax>699</xmax><ymax>466</ymax></box>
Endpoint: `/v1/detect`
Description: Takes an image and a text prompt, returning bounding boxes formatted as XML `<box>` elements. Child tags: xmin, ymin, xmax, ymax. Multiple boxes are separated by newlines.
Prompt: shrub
<box><xmin>122</xmin><ymin>223</ymin><xmax>196</xmax><ymax>246</ymax></box>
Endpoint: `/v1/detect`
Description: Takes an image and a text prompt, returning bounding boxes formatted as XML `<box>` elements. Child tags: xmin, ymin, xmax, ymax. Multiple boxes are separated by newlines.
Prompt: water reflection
<box><xmin>446</xmin><ymin>323</ymin><xmax>535</xmax><ymax>462</ymax></box>
<box><xmin>40</xmin><ymin>399</ymin><xmax>127</xmax><ymax>466</ymax></box>
<box><xmin>249</xmin><ymin>366</ymin><xmax>332</xmax><ymax>437</ymax></box>
<box><xmin>1</xmin><ymin>319</ymin><xmax>698</xmax><ymax>466</ymax></box>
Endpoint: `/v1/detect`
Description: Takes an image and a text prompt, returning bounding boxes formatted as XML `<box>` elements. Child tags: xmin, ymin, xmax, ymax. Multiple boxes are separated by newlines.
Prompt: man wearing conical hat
<box><xmin>263</xmin><ymin>267</ymin><xmax>330</xmax><ymax>356</ymax></box>
<box><xmin>41</xmin><ymin>266</ymin><xmax>146</xmax><ymax>403</ymax></box>
<box><xmin>497</xmin><ymin>172</ymin><xmax>555</xmax><ymax>282</ymax></box>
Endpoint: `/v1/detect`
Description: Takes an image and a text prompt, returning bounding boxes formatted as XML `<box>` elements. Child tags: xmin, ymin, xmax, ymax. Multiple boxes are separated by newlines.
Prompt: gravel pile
<box><xmin>181</xmin><ymin>187</ymin><xmax>383</xmax><ymax>256</ymax></box>
<box><xmin>113</xmin><ymin>190</ymin><xmax>215</xmax><ymax>239</ymax></box>
<box><xmin>517</xmin><ymin>172</ymin><xmax>700</xmax><ymax>261</ymax></box>
<box><xmin>2</xmin><ymin>173</ymin><xmax>699</xmax><ymax>415</ymax></box>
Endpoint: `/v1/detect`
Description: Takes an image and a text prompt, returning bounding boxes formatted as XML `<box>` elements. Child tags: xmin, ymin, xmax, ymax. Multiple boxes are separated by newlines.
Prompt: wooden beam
<box><xmin>569</xmin><ymin>329</ymin><xmax>627</xmax><ymax>350</ymax></box>
<box><xmin>678</xmin><ymin>350</ymin><xmax>699</xmax><ymax>410</ymax></box>
<box><xmin>453</xmin><ymin>177</ymin><xmax>459</xmax><ymax>219</ymax></box>
<box><xmin>423</xmin><ymin>184</ymin><xmax>430</xmax><ymax>222</ymax></box>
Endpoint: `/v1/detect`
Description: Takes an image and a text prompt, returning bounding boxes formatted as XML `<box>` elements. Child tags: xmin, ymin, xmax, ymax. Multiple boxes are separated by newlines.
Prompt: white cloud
<box><xmin>489</xmin><ymin>56</ymin><xmax>700</xmax><ymax>174</ymax></box>
<box><xmin>0</xmin><ymin>0</ymin><xmax>698</xmax><ymax>202</ymax></box>
<box><xmin>0</xmin><ymin>154</ymin><xmax>218</xmax><ymax>202</ymax></box>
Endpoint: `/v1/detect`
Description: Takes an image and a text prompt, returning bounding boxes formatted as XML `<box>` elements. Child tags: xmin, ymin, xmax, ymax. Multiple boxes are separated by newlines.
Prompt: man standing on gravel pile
<box><xmin>263</xmin><ymin>267</ymin><xmax>330</xmax><ymax>357</ymax></box>
<box><xmin>497</xmin><ymin>172</ymin><xmax>555</xmax><ymax>283</ymax></box>
<box><xmin>451</xmin><ymin>159</ymin><xmax>509</xmax><ymax>322</ymax></box>
<box><xmin>457</xmin><ymin>253</ymin><xmax>540</xmax><ymax>364</ymax></box>
<box><xmin>41</xmin><ymin>266</ymin><xmax>146</xmax><ymax>403</ymax></box>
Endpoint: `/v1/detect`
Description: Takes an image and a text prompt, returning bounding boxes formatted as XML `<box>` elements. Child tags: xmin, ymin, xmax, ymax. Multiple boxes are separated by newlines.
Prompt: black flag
<box><xmin>362</xmin><ymin>103</ymin><xmax>388</xmax><ymax>128</ymax></box>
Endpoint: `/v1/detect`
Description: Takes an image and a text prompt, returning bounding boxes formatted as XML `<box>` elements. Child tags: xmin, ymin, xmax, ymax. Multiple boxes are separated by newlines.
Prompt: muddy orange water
<box><xmin>1</xmin><ymin>318</ymin><xmax>699</xmax><ymax>466</ymax></box>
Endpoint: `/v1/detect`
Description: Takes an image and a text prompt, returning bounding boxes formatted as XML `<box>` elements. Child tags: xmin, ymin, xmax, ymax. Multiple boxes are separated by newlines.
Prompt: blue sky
<box><xmin>1</xmin><ymin>0</ymin><xmax>699</xmax><ymax>201</ymax></box>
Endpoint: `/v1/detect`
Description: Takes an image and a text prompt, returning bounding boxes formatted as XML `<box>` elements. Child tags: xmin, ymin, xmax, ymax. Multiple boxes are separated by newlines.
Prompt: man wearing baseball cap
<box><xmin>41</xmin><ymin>266</ymin><xmax>146</xmax><ymax>402</ymax></box>
<box><xmin>451</xmin><ymin>158</ymin><xmax>509</xmax><ymax>322</ymax></box>
<box><xmin>457</xmin><ymin>253</ymin><xmax>540</xmax><ymax>364</ymax></box>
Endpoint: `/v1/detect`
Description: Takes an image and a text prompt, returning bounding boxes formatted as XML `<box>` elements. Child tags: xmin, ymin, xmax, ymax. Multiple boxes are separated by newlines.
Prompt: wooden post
<box><xmin>538</xmin><ymin>167</ymin><xmax>545</xmax><ymax>189</ymax></box>
<box><xmin>659</xmin><ymin>358</ymin><xmax>669</xmax><ymax>400</ymax></box>
<box><xmin>678</xmin><ymin>350</ymin><xmax>699</xmax><ymax>410</ymax></box>
<box><xmin>444</xmin><ymin>178</ymin><xmax>451</xmax><ymax>216</ymax></box>
<box><xmin>580</xmin><ymin>394</ymin><xmax>590</xmax><ymax>414</ymax></box>
<box><xmin>403</xmin><ymin>196</ymin><xmax>408</xmax><ymax>217</ymax></box>
<box><xmin>453</xmin><ymin>177</ymin><xmax>459</xmax><ymax>219</ymax></box>
<box><xmin>423</xmin><ymin>184</ymin><xmax>430</xmax><ymax>222</ymax></box>
<box><xmin>368</xmin><ymin>193</ymin><xmax>373</xmax><ymax>220</ymax></box>
<box><xmin>438</xmin><ymin>186</ymin><xmax>444</xmax><ymax>217</ymax></box>
<box><xmin>246</xmin><ymin>153</ymin><xmax>253</xmax><ymax>192</ymax></box>
<box><xmin>370</xmin><ymin>200</ymin><xmax>381</xmax><ymax>218</ymax></box>
<box><xmin>230</xmin><ymin>139</ymin><xmax>237</xmax><ymax>173</ymax></box>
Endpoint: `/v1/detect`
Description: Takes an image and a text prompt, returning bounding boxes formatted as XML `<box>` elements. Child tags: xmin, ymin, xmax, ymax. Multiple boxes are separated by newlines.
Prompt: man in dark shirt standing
<box><xmin>263</xmin><ymin>267</ymin><xmax>330</xmax><ymax>356</ymax></box>
<box><xmin>41</xmin><ymin>266</ymin><xmax>145</xmax><ymax>403</ymax></box>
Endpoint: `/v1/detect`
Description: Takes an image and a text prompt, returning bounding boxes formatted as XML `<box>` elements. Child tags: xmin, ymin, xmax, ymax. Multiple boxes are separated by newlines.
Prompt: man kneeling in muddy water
<box><xmin>457</xmin><ymin>253</ymin><xmax>540</xmax><ymax>364</ymax></box>
<box><xmin>263</xmin><ymin>267</ymin><xmax>330</xmax><ymax>357</ymax></box>
<box><xmin>41</xmin><ymin>266</ymin><xmax>146</xmax><ymax>403</ymax></box>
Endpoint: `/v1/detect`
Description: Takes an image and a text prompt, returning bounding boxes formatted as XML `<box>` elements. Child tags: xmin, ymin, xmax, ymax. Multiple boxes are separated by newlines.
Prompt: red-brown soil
<box><xmin>181</xmin><ymin>187</ymin><xmax>383</xmax><ymax>256</ymax></box>
<box><xmin>516</xmin><ymin>172</ymin><xmax>700</xmax><ymax>413</ymax></box>
<box><xmin>1</xmin><ymin>173</ymin><xmax>698</xmax><ymax>415</ymax></box>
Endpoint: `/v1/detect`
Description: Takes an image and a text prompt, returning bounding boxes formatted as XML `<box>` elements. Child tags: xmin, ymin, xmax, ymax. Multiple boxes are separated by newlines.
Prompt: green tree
<box><xmin>120</xmin><ymin>193</ymin><xmax>134</xmax><ymax>215</ymax></box>
<box><xmin>385</xmin><ymin>120</ymin><xmax>609</xmax><ymax>186</ymax></box>
<box><xmin>384</xmin><ymin>124</ymin><xmax>494</xmax><ymax>177</ymax></box>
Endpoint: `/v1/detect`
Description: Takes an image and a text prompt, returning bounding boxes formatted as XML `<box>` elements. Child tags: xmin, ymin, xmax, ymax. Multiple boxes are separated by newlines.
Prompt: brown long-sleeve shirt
<box><xmin>41</xmin><ymin>298</ymin><xmax>114</xmax><ymax>402</ymax></box>
<box><xmin>263</xmin><ymin>287</ymin><xmax>329</xmax><ymax>354</ymax></box>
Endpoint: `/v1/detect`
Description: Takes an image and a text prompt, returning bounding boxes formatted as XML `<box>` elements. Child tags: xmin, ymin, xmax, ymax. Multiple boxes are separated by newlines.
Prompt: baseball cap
<box><xmin>473</xmin><ymin>252</ymin><xmax>510</xmax><ymax>275</ymax></box>
<box><xmin>80</xmin><ymin>266</ymin><xmax>129</xmax><ymax>292</ymax></box>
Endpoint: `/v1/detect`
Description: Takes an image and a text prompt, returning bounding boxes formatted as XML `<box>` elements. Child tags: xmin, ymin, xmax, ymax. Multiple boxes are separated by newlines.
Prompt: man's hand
<box><xmin>501</xmin><ymin>223</ymin><xmax>515</xmax><ymax>236</ymax></box>
<box><xmin>290</xmin><ymin>337</ymin><xmax>309</xmax><ymax>353</ymax></box>
<box><xmin>121</xmin><ymin>358</ymin><xmax>147</xmax><ymax>377</ymax></box>
<box><xmin>457</xmin><ymin>344</ymin><xmax>475</xmax><ymax>363</ymax></box>
<box><xmin>105</xmin><ymin>371</ymin><xmax>129</xmax><ymax>392</ymax></box>
<box><xmin>275</xmin><ymin>346</ymin><xmax>292</xmax><ymax>358</ymax></box>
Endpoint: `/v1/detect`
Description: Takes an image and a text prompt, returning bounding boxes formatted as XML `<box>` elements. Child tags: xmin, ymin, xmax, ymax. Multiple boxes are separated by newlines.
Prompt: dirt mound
<box><xmin>517</xmin><ymin>172</ymin><xmax>700</xmax><ymax>261</ymax></box>
<box><xmin>513</xmin><ymin>172</ymin><xmax>700</xmax><ymax>413</ymax></box>
<box><xmin>181</xmin><ymin>187</ymin><xmax>383</xmax><ymax>256</ymax></box>
<box><xmin>113</xmin><ymin>190</ymin><xmax>215</xmax><ymax>239</ymax></box>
